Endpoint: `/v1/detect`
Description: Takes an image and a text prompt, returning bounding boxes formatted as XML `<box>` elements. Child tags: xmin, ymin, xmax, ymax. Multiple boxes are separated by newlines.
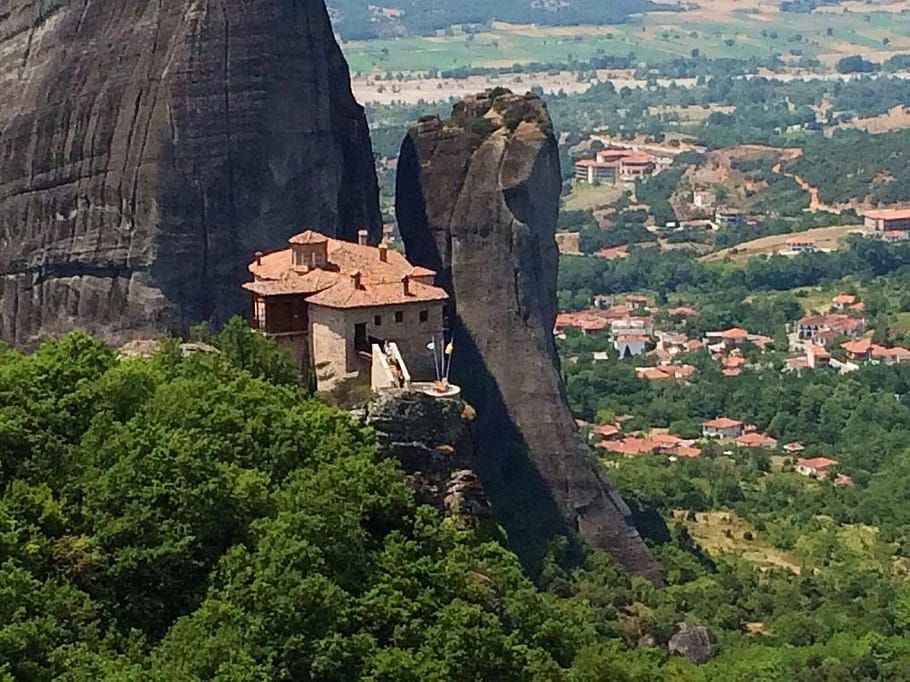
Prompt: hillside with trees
<box><xmin>7</xmin><ymin>320</ymin><xmax>910</xmax><ymax>679</ymax></box>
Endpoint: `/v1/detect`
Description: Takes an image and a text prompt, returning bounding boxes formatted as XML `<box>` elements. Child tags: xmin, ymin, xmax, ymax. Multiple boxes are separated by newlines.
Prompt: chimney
<box><xmin>350</xmin><ymin>270</ymin><xmax>361</xmax><ymax>289</ymax></box>
<box><xmin>358</xmin><ymin>229</ymin><xmax>368</xmax><ymax>246</ymax></box>
<box><xmin>378</xmin><ymin>242</ymin><xmax>388</xmax><ymax>262</ymax></box>
<box><xmin>401</xmin><ymin>274</ymin><xmax>410</xmax><ymax>296</ymax></box>
<box><xmin>255</xmin><ymin>251</ymin><xmax>263</xmax><ymax>266</ymax></box>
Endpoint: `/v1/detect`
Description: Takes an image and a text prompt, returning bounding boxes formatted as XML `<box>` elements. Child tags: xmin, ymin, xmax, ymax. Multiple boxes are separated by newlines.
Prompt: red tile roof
<box><xmin>555</xmin><ymin>312</ymin><xmax>610</xmax><ymax>333</ymax></box>
<box><xmin>832</xmin><ymin>294</ymin><xmax>857</xmax><ymax>305</ymax></box>
<box><xmin>798</xmin><ymin>456</ymin><xmax>839</xmax><ymax>471</ymax></box>
<box><xmin>720</xmin><ymin>327</ymin><xmax>750</xmax><ymax>340</ymax></box>
<box><xmin>288</xmin><ymin>230</ymin><xmax>329</xmax><ymax>244</ymax></box>
<box><xmin>591</xmin><ymin>423</ymin><xmax>621</xmax><ymax>438</ymax></box>
<box><xmin>594</xmin><ymin>245</ymin><xmax>630</xmax><ymax>260</ymax></box>
<box><xmin>841</xmin><ymin>338</ymin><xmax>872</xmax><ymax>355</ymax></box>
<box><xmin>666</xmin><ymin>305</ymin><xmax>698</xmax><ymax>316</ymax></box>
<box><xmin>865</xmin><ymin>208</ymin><xmax>910</xmax><ymax>220</ymax></box>
<box><xmin>245</xmin><ymin>232</ymin><xmax>448</xmax><ymax>309</ymax></box>
<box><xmin>703</xmin><ymin>417</ymin><xmax>743</xmax><ymax>429</ymax></box>
<box><xmin>735</xmin><ymin>432</ymin><xmax>777</xmax><ymax>448</ymax></box>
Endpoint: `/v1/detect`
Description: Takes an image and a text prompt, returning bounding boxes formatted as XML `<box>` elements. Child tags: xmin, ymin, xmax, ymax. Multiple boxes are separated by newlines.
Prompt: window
<box><xmin>419</xmin><ymin>309</ymin><xmax>429</xmax><ymax>323</ymax></box>
<box><xmin>354</xmin><ymin>323</ymin><xmax>368</xmax><ymax>352</ymax></box>
<box><xmin>395</xmin><ymin>311</ymin><xmax>404</xmax><ymax>323</ymax></box>
<box><xmin>253</xmin><ymin>297</ymin><xmax>267</xmax><ymax>330</ymax></box>
<box><xmin>374</xmin><ymin>315</ymin><xmax>382</xmax><ymax>326</ymax></box>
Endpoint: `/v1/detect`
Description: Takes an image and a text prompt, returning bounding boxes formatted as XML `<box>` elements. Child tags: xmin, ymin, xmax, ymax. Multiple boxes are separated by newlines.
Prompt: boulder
<box><xmin>668</xmin><ymin>624</ymin><xmax>719</xmax><ymax>665</ymax></box>
<box><xmin>0</xmin><ymin>0</ymin><xmax>380</xmax><ymax>346</ymax></box>
<box><xmin>361</xmin><ymin>389</ymin><xmax>492</xmax><ymax>529</ymax></box>
<box><xmin>395</xmin><ymin>90</ymin><xmax>662</xmax><ymax>583</ymax></box>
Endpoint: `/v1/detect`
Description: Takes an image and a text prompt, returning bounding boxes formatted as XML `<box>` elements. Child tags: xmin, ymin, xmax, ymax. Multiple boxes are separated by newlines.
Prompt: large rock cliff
<box><xmin>0</xmin><ymin>0</ymin><xmax>380</xmax><ymax>345</ymax></box>
<box><xmin>395</xmin><ymin>90</ymin><xmax>661</xmax><ymax>582</ymax></box>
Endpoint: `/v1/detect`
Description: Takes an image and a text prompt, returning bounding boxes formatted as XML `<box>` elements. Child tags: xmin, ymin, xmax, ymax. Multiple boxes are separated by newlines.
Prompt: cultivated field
<box><xmin>673</xmin><ymin>509</ymin><xmax>803</xmax><ymax>573</ymax></box>
<box><xmin>341</xmin><ymin>2</ymin><xmax>910</xmax><ymax>78</ymax></box>
<box><xmin>704</xmin><ymin>224</ymin><xmax>865</xmax><ymax>262</ymax></box>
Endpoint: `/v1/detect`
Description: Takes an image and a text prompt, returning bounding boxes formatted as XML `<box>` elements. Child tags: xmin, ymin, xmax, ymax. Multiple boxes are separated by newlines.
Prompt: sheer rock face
<box><xmin>0</xmin><ymin>0</ymin><xmax>380</xmax><ymax>346</ymax></box>
<box><xmin>395</xmin><ymin>91</ymin><xmax>661</xmax><ymax>583</ymax></box>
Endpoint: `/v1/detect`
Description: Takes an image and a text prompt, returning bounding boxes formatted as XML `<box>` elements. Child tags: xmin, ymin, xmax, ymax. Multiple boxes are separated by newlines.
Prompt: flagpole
<box><xmin>430</xmin><ymin>336</ymin><xmax>440</xmax><ymax>381</ymax></box>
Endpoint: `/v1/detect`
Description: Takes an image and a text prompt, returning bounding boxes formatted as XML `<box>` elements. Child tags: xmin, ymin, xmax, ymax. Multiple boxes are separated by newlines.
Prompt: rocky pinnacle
<box><xmin>0</xmin><ymin>0</ymin><xmax>380</xmax><ymax>345</ymax></box>
<box><xmin>396</xmin><ymin>90</ymin><xmax>662</xmax><ymax>583</ymax></box>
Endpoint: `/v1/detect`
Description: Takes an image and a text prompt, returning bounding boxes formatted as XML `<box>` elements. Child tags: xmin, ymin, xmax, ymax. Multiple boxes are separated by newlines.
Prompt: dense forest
<box><xmin>7</xmin><ymin>317</ymin><xmax>910</xmax><ymax>679</ymax></box>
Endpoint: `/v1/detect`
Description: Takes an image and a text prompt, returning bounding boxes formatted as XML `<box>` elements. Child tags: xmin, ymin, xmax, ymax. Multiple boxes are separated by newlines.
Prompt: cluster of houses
<box><xmin>700</xmin><ymin>417</ymin><xmax>854</xmax><ymax>486</ymax></box>
<box><xmin>787</xmin><ymin>293</ymin><xmax>910</xmax><ymax>370</ymax></box>
<box><xmin>583</xmin><ymin>412</ymin><xmax>854</xmax><ymax>485</ymax></box>
<box><xmin>582</xmin><ymin>420</ymin><xmax>702</xmax><ymax>459</ymax></box>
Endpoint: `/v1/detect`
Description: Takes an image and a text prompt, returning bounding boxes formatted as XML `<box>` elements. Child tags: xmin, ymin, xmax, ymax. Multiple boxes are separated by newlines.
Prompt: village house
<box><xmin>614</xmin><ymin>333</ymin><xmax>649</xmax><ymax>358</ymax></box>
<box><xmin>831</xmin><ymin>293</ymin><xmax>857</xmax><ymax>311</ymax></box>
<box><xmin>839</xmin><ymin>338</ymin><xmax>910</xmax><ymax>364</ymax></box>
<box><xmin>594</xmin><ymin>244</ymin><xmax>630</xmax><ymax>260</ymax></box>
<box><xmin>636</xmin><ymin>364</ymin><xmax>696</xmax><ymax>381</ymax></box>
<box><xmin>735</xmin><ymin>432</ymin><xmax>778</xmax><ymax>449</ymax></box>
<box><xmin>244</xmin><ymin>230</ymin><xmax>448</xmax><ymax>392</ymax></box>
<box><xmin>714</xmin><ymin>207</ymin><xmax>746</xmax><ymax>228</ymax></box>
<box><xmin>624</xmin><ymin>294</ymin><xmax>648</xmax><ymax>311</ymax></box>
<box><xmin>591</xmin><ymin>423</ymin><xmax>622</xmax><ymax>440</ymax></box>
<box><xmin>796</xmin><ymin>456</ymin><xmax>839</xmax><ymax>480</ymax></box>
<box><xmin>783</xmin><ymin>441</ymin><xmax>804</xmax><ymax>453</ymax></box>
<box><xmin>784</xmin><ymin>236</ymin><xmax>816</xmax><ymax>254</ymax></box>
<box><xmin>706</xmin><ymin>327</ymin><xmax>773</xmax><ymax>349</ymax></box>
<box><xmin>806</xmin><ymin>343</ymin><xmax>831</xmax><ymax>369</ymax></box>
<box><xmin>574</xmin><ymin>148</ymin><xmax>657</xmax><ymax>183</ymax></box>
<box><xmin>863</xmin><ymin>207</ymin><xmax>910</xmax><ymax>232</ymax></box>
<box><xmin>796</xmin><ymin>313</ymin><xmax>865</xmax><ymax>341</ymax></box>
<box><xmin>554</xmin><ymin>311</ymin><xmax>610</xmax><ymax>335</ymax></box>
<box><xmin>665</xmin><ymin>305</ymin><xmax>698</xmax><ymax>318</ymax></box>
<box><xmin>702</xmin><ymin>417</ymin><xmax>745</xmax><ymax>439</ymax></box>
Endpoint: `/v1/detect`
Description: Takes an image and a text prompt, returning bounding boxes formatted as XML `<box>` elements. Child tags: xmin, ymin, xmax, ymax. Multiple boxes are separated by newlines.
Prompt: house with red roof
<box><xmin>806</xmin><ymin>343</ymin><xmax>831</xmax><ymax>369</ymax></box>
<box><xmin>831</xmin><ymin>294</ymin><xmax>858</xmax><ymax>311</ymax></box>
<box><xmin>244</xmin><ymin>230</ymin><xmax>448</xmax><ymax>391</ymax></box>
<box><xmin>796</xmin><ymin>456</ymin><xmax>839</xmax><ymax>480</ymax></box>
<box><xmin>591</xmin><ymin>423</ymin><xmax>622</xmax><ymax>440</ymax></box>
<box><xmin>554</xmin><ymin>311</ymin><xmax>610</xmax><ymax>334</ymax></box>
<box><xmin>833</xmin><ymin>474</ymin><xmax>855</xmax><ymax>487</ymax></box>
<box><xmin>735</xmin><ymin>432</ymin><xmax>778</xmax><ymax>449</ymax></box>
<box><xmin>864</xmin><ymin>207</ymin><xmax>910</xmax><ymax>232</ymax></box>
<box><xmin>797</xmin><ymin>313</ymin><xmax>865</xmax><ymax>341</ymax></box>
<box><xmin>841</xmin><ymin>338</ymin><xmax>872</xmax><ymax>362</ymax></box>
<box><xmin>702</xmin><ymin>417</ymin><xmax>745</xmax><ymax>439</ymax></box>
<box><xmin>594</xmin><ymin>245</ymin><xmax>630</xmax><ymax>260</ymax></box>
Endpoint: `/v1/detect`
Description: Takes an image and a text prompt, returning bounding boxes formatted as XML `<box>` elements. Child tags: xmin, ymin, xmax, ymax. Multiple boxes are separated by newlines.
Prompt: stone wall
<box><xmin>309</xmin><ymin>300</ymin><xmax>446</xmax><ymax>391</ymax></box>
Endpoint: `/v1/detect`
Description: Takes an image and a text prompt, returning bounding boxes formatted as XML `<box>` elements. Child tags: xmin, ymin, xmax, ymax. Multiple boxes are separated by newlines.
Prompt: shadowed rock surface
<box><xmin>395</xmin><ymin>90</ymin><xmax>662</xmax><ymax>582</ymax></box>
<box><xmin>360</xmin><ymin>389</ymin><xmax>494</xmax><ymax>531</ymax></box>
<box><xmin>0</xmin><ymin>0</ymin><xmax>380</xmax><ymax>346</ymax></box>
